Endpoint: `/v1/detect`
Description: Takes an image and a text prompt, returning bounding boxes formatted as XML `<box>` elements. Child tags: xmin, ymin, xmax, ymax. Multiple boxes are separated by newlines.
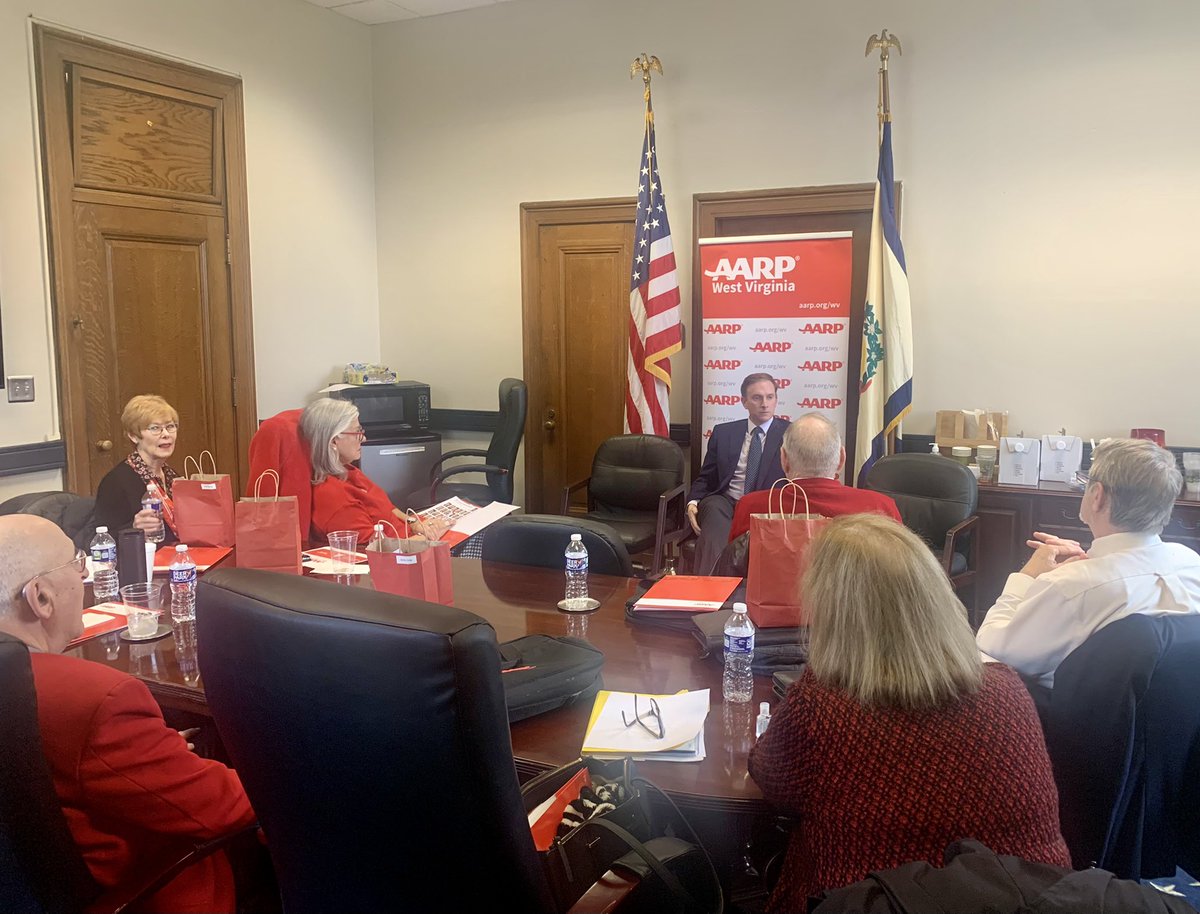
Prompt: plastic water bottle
<box><xmin>169</xmin><ymin>544</ymin><xmax>197</xmax><ymax>622</ymax></box>
<box><xmin>142</xmin><ymin>484</ymin><xmax>165</xmax><ymax>544</ymax></box>
<box><xmin>89</xmin><ymin>526</ymin><xmax>119</xmax><ymax>601</ymax></box>
<box><xmin>723</xmin><ymin>602</ymin><xmax>755</xmax><ymax>702</ymax></box>
<box><xmin>366</xmin><ymin>523</ymin><xmax>387</xmax><ymax>552</ymax></box>
<box><xmin>563</xmin><ymin>534</ymin><xmax>589</xmax><ymax>610</ymax></box>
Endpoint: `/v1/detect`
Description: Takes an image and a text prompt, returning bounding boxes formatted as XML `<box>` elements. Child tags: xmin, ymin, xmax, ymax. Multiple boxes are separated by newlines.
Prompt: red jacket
<box><xmin>311</xmin><ymin>465</ymin><xmax>411</xmax><ymax>543</ymax></box>
<box><xmin>30</xmin><ymin>652</ymin><xmax>255</xmax><ymax>914</ymax></box>
<box><xmin>246</xmin><ymin>409</ymin><xmax>313</xmax><ymax>544</ymax></box>
<box><xmin>748</xmin><ymin>665</ymin><xmax>1070</xmax><ymax>912</ymax></box>
<box><xmin>730</xmin><ymin>476</ymin><xmax>902</xmax><ymax>540</ymax></box>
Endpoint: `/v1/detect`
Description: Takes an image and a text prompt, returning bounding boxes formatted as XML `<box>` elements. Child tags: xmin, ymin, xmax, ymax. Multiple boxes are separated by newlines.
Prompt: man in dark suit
<box><xmin>688</xmin><ymin>372</ymin><xmax>789</xmax><ymax>574</ymax></box>
<box><xmin>0</xmin><ymin>514</ymin><xmax>254</xmax><ymax>913</ymax></box>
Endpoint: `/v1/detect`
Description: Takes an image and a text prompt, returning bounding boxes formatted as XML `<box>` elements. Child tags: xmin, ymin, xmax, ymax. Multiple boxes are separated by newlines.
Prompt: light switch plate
<box><xmin>6</xmin><ymin>376</ymin><xmax>34</xmax><ymax>402</ymax></box>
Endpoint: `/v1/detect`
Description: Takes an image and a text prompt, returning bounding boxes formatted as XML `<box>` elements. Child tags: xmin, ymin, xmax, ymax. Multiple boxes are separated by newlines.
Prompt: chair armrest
<box><xmin>942</xmin><ymin>514</ymin><xmax>979</xmax><ymax>575</ymax></box>
<box><xmin>98</xmin><ymin>822</ymin><xmax>260</xmax><ymax>914</ymax></box>
<box><xmin>431</xmin><ymin>464</ymin><xmax>509</xmax><ymax>502</ymax></box>
<box><xmin>561</xmin><ymin>477</ymin><xmax>592</xmax><ymax>515</ymax></box>
<box><xmin>428</xmin><ymin>449</ymin><xmax>490</xmax><ymax>481</ymax></box>
<box><xmin>650</xmin><ymin>483</ymin><xmax>689</xmax><ymax>576</ymax></box>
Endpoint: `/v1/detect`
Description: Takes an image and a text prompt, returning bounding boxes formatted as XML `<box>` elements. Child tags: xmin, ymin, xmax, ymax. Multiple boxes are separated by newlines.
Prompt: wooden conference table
<box><xmin>70</xmin><ymin>559</ymin><xmax>773</xmax><ymax>831</ymax></box>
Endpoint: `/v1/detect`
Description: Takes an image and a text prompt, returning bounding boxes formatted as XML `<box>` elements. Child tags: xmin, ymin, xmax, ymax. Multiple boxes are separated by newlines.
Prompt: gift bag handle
<box><xmin>253</xmin><ymin>469</ymin><xmax>281</xmax><ymax>500</ymax></box>
<box><xmin>767</xmin><ymin>479</ymin><xmax>813</xmax><ymax>547</ymax></box>
<box><xmin>373</xmin><ymin>518</ymin><xmax>403</xmax><ymax>551</ymax></box>
<box><xmin>183</xmin><ymin>450</ymin><xmax>219</xmax><ymax>478</ymax></box>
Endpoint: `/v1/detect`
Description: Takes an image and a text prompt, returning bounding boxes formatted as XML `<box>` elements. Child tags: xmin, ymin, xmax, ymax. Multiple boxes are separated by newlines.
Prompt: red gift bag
<box><xmin>174</xmin><ymin>451</ymin><xmax>236</xmax><ymax>547</ymax></box>
<box><xmin>746</xmin><ymin>480</ymin><xmax>827</xmax><ymax>628</ymax></box>
<box><xmin>235</xmin><ymin>470</ymin><xmax>302</xmax><ymax>575</ymax></box>
<box><xmin>367</xmin><ymin>531</ymin><xmax>453</xmax><ymax>605</ymax></box>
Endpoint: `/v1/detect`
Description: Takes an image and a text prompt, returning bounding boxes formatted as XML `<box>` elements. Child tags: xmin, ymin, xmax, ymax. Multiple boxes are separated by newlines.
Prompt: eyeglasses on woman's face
<box><xmin>144</xmin><ymin>423</ymin><xmax>178</xmax><ymax>436</ymax></box>
<box><xmin>337</xmin><ymin>427</ymin><xmax>367</xmax><ymax>442</ymax></box>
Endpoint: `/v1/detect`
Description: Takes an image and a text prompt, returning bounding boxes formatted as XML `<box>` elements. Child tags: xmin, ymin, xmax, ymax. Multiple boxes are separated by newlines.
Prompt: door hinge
<box><xmin>225</xmin><ymin>235</ymin><xmax>232</xmax><ymax>265</ymax></box>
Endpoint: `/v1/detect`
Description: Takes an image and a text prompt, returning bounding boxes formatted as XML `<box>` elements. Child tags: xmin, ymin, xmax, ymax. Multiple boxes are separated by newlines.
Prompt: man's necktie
<box><xmin>745</xmin><ymin>426</ymin><xmax>764</xmax><ymax>493</ymax></box>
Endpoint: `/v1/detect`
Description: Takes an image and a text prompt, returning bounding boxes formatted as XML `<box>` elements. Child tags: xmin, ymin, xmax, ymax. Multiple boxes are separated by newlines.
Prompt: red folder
<box><xmin>68</xmin><ymin>606</ymin><xmax>127</xmax><ymax>647</ymax></box>
<box><xmin>632</xmin><ymin>576</ymin><xmax>742</xmax><ymax>612</ymax></box>
<box><xmin>153</xmin><ymin>546</ymin><xmax>232</xmax><ymax>571</ymax></box>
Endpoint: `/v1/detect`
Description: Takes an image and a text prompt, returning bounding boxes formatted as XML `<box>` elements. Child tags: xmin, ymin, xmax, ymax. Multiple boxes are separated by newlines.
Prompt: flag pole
<box><xmin>631</xmin><ymin>53</ymin><xmax>662</xmax><ymax>173</ymax></box>
<box><xmin>865</xmin><ymin>29</ymin><xmax>902</xmax><ymax>454</ymax></box>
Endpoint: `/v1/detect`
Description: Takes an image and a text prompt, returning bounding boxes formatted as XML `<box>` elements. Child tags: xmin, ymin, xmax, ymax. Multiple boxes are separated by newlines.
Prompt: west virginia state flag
<box><xmin>854</xmin><ymin>121</ymin><xmax>913</xmax><ymax>486</ymax></box>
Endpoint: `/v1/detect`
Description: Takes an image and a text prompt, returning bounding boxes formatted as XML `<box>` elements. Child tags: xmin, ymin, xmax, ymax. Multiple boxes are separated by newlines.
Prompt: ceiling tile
<box><xmin>335</xmin><ymin>0</ymin><xmax>419</xmax><ymax>23</ymax></box>
<box><xmin>303</xmin><ymin>0</ymin><xmax>355</xmax><ymax>8</ymax></box>
<box><xmin>395</xmin><ymin>0</ymin><xmax>495</xmax><ymax>15</ymax></box>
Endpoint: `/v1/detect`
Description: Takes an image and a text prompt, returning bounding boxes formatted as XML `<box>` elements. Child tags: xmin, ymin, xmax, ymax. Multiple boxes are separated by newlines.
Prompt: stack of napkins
<box><xmin>581</xmin><ymin>689</ymin><xmax>709</xmax><ymax>762</ymax></box>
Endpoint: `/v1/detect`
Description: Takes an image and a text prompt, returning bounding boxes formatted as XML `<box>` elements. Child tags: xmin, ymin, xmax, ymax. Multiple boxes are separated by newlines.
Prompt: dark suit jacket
<box><xmin>1045</xmin><ymin>613</ymin><xmax>1200</xmax><ymax>879</ymax></box>
<box><xmin>688</xmin><ymin>418</ymin><xmax>789</xmax><ymax>503</ymax></box>
<box><xmin>31</xmin><ymin>652</ymin><xmax>255</xmax><ymax>913</ymax></box>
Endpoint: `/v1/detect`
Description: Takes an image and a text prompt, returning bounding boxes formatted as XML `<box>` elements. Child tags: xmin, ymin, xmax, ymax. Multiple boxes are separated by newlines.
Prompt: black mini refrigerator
<box><xmin>329</xmin><ymin>382</ymin><xmax>442</xmax><ymax>505</ymax></box>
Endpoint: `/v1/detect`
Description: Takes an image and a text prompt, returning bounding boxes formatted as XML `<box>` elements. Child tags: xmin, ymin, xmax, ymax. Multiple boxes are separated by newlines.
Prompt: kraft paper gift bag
<box><xmin>998</xmin><ymin>437</ymin><xmax>1041</xmax><ymax>487</ymax></box>
<box><xmin>367</xmin><ymin>539</ymin><xmax>453</xmax><ymax>605</ymax></box>
<box><xmin>174</xmin><ymin>451</ymin><xmax>236</xmax><ymax>547</ymax></box>
<box><xmin>1040</xmin><ymin>435</ymin><xmax>1083</xmax><ymax>483</ymax></box>
<box><xmin>746</xmin><ymin>480</ymin><xmax>826</xmax><ymax>628</ymax></box>
<box><xmin>235</xmin><ymin>470</ymin><xmax>302</xmax><ymax>575</ymax></box>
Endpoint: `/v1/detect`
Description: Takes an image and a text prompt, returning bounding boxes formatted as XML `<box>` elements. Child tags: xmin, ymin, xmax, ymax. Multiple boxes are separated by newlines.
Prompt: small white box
<box><xmin>999</xmin><ymin>437</ymin><xmax>1041</xmax><ymax>486</ymax></box>
<box><xmin>1040</xmin><ymin>435</ymin><xmax>1083</xmax><ymax>483</ymax></box>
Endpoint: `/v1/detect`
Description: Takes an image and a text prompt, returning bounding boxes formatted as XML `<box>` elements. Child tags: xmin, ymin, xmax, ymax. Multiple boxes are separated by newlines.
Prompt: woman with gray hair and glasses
<box><xmin>300</xmin><ymin>397</ymin><xmax>420</xmax><ymax>543</ymax></box>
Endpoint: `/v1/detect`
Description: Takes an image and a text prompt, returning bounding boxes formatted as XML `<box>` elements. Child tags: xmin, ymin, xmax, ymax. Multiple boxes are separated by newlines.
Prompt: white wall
<box><xmin>0</xmin><ymin>0</ymin><xmax>380</xmax><ymax>493</ymax></box>
<box><xmin>372</xmin><ymin>0</ymin><xmax>1200</xmax><ymax>444</ymax></box>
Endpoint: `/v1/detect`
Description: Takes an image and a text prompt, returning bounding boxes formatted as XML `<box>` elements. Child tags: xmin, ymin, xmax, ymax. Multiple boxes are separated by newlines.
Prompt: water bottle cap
<box><xmin>570</xmin><ymin>534</ymin><xmax>582</xmax><ymax>541</ymax></box>
<box><xmin>95</xmin><ymin>526</ymin><xmax>108</xmax><ymax>533</ymax></box>
<box><xmin>759</xmin><ymin>702</ymin><xmax>770</xmax><ymax>715</ymax></box>
<box><xmin>733</xmin><ymin>602</ymin><xmax>747</xmax><ymax>614</ymax></box>
<box><xmin>147</xmin><ymin>483</ymin><xmax>156</xmax><ymax>491</ymax></box>
<box><xmin>175</xmin><ymin>544</ymin><xmax>188</xmax><ymax>552</ymax></box>
<box><xmin>374</xmin><ymin>523</ymin><xmax>384</xmax><ymax>532</ymax></box>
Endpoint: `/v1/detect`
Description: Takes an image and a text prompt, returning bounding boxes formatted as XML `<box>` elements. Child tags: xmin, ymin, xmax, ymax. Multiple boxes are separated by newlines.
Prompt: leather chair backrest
<box><xmin>0</xmin><ymin>635</ymin><xmax>98</xmax><ymax>914</ymax></box>
<box><xmin>484</xmin><ymin>379</ymin><xmax>528</xmax><ymax>503</ymax></box>
<box><xmin>246</xmin><ymin>409</ymin><xmax>313</xmax><ymax>541</ymax></box>
<box><xmin>481</xmin><ymin>514</ymin><xmax>634</xmax><ymax>577</ymax></box>
<box><xmin>864</xmin><ymin>453</ymin><xmax>977</xmax><ymax>543</ymax></box>
<box><xmin>714</xmin><ymin>532</ymin><xmax>750</xmax><ymax>578</ymax></box>
<box><xmin>0</xmin><ymin>492</ymin><xmax>98</xmax><ymax>551</ymax></box>
<box><xmin>589</xmin><ymin>435</ymin><xmax>685</xmax><ymax>514</ymax></box>
<box><xmin>197</xmin><ymin>569</ymin><xmax>554</xmax><ymax>914</ymax></box>
<box><xmin>1046</xmin><ymin>613</ymin><xmax>1200</xmax><ymax>877</ymax></box>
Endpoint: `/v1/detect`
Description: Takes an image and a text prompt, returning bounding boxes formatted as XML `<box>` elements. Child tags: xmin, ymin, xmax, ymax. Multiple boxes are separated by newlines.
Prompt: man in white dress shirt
<box><xmin>977</xmin><ymin>437</ymin><xmax>1200</xmax><ymax>688</ymax></box>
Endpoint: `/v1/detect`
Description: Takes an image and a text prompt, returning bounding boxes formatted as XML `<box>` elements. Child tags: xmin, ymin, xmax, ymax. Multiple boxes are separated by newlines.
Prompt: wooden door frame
<box><xmin>33</xmin><ymin>25</ymin><xmax>257</xmax><ymax>493</ymax></box>
<box><xmin>519</xmin><ymin>197</ymin><xmax>636</xmax><ymax>513</ymax></box>
<box><xmin>691</xmin><ymin>183</ymin><xmax>900</xmax><ymax>480</ymax></box>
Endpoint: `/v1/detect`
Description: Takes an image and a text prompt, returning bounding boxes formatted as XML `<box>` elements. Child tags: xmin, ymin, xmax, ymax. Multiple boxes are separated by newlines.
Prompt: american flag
<box><xmin>625</xmin><ymin>105</ymin><xmax>682</xmax><ymax>437</ymax></box>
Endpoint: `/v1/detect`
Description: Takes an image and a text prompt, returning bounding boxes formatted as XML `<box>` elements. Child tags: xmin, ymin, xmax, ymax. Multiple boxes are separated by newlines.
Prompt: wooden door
<box><xmin>73</xmin><ymin>204</ymin><xmax>235</xmax><ymax>486</ymax></box>
<box><xmin>35</xmin><ymin>28</ymin><xmax>256</xmax><ymax>494</ymax></box>
<box><xmin>520</xmin><ymin>200</ymin><xmax>637</xmax><ymax>514</ymax></box>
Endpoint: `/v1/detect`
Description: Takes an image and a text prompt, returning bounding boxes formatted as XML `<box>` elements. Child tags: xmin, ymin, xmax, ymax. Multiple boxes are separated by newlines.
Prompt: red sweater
<box><xmin>730</xmin><ymin>476</ymin><xmax>902</xmax><ymax>541</ymax></box>
<box><xmin>31</xmin><ymin>652</ymin><xmax>254</xmax><ymax>914</ymax></box>
<box><xmin>311</xmin><ymin>465</ymin><xmax>411</xmax><ymax>543</ymax></box>
<box><xmin>748</xmin><ymin>664</ymin><xmax>1069</xmax><ymax>912</ymax></box>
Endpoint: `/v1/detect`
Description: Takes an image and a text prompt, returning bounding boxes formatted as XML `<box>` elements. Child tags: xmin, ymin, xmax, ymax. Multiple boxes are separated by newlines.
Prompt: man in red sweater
<box><xmin>0</xmin><ymin>514</ymin><xmax>254</xmax><ymax>913</ymax></box>
<box><xmin>729</xmin><ymin>412</ymin><xmax>902</xmax><ymax>540</ymax></box>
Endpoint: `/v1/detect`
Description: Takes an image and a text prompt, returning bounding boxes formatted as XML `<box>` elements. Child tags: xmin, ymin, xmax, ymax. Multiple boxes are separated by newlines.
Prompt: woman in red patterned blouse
<box><xmin>748</xmin><ymin>514</ymin><xmax>1070</xmax><ymax>912</ymax></box>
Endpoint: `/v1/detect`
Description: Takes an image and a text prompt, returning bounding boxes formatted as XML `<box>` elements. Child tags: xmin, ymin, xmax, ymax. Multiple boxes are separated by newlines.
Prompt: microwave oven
<box><xmin>329</xmin><ymin>381</ymin><xmax>431</xmax><ymax>430</ymax></box>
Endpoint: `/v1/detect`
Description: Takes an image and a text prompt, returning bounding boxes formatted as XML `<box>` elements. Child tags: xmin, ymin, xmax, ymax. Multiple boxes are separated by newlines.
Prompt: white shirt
<box><xmin>976</xmin><ymin>531</ymin><xmax>1200</xmax><ymax>688</ymax></box>
<box><xmin>726</xmin><ymin>417</ymin><xmax>774</xmax><ymax>502</ymax></box>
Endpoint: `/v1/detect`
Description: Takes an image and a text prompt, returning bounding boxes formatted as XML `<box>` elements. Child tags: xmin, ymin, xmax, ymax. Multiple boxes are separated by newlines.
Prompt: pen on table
<box><xmin>501</xmin><ymin>665</ymin><xmax>536</xmax><ymax>674</ymax></box>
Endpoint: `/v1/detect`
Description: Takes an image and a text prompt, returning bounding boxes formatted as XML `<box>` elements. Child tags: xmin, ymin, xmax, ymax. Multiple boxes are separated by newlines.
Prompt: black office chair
<box><xmin>481</xmin><ymin>514</ymin><xmax>635</xmax><ymax>577</ymax></box>
<box><xmin>561</xmin><ymin>435</ymin><xmax>687</xmax><ymax>577</ymax></box>
<box><xmin>864</xmin><ymin>454</ymin><xmax>980</xmax><ymax>621</ymax></box>
<box><xmin>426</xmin><ymin>378</ymin><xmax>527</xmax><ymax>507</ymax></box>
<box><xmin>713</xmin><ymin>532</ymin><xmax>750</xmax><ymax>578</ymax></box>
<box><xmin>0</xmin><ymin>491</ymin><xmax>97</xmax><ymax>551</ymax></box>
<box><xmin>198</xmin><ymin>568</ymin><xmax>684</xmax><ymax>914</ymax></box>
<box><xmin>1043</xmin><ymin>614</ymin><xmax>1200</xmax><ymax>879</ymax></box>
<box><xmin>0</xmin><ymin>634</ymin><xmax>250</xmax><ymax>914</ymax></box>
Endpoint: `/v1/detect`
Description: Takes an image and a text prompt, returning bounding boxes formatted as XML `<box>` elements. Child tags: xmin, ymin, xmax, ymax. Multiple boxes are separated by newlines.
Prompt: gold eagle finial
<box><xmin>865</xmin><ymin>29</ymin><xmax>902</xmax><ymax>64</ymax></box>
<box><xmin>630</xmin><ymin>53</ymin><xmax>663</xmax><ymax>89</ymax></box>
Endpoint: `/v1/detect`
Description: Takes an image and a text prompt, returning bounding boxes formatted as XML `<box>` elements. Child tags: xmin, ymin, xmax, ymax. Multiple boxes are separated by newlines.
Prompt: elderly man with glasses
<box><xmin>0</xmin><ymin>514</ymin><xmax>254</xmax><ymax>912</ymax></box>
